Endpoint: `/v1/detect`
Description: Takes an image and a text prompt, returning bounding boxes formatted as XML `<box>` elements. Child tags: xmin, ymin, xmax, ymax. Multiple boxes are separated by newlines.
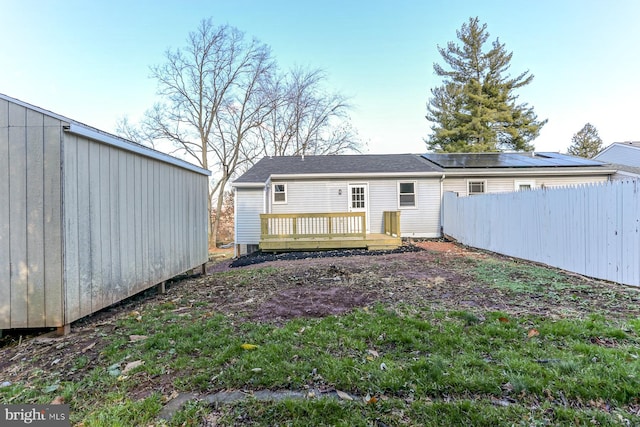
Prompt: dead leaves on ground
<box><xmin>122</xmin><ymin>360</ymin><xmax>145</xmax><ymax>374</ymax></box>
<box><xmin>336</xmin><ymin>389</ymin><xmax>353</xmax><ymax>401</ymax></box>
<box><xmin>527</xmin><ymin>328</ymin><xmax>540</xmax><ymax>339</ymax></box>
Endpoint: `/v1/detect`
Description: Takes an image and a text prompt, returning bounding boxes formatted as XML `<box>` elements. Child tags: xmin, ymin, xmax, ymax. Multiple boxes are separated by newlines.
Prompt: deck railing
<box><xmin>260</xmin><ymin>212</ymin><xmax>367</xmax><ymax>240</ymax></box>
<box><xmin>383</xmin><ymin>211</ymin><xmax>401</xmax><ymax>237</ymax></box>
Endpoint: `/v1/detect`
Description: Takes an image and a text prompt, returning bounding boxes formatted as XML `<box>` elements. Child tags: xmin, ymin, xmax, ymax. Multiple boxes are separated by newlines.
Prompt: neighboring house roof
<box><xmin>232</xmin><ymin>152</ymin><xmax>616</xmax><ymax>186</ymax></box>
<box><xmin>613</xmin><ymin>141</ymin><xmax>640</xmax><ymax>148</ymax></box>
<box><xmin>422</xmin><ymin>152</ymin><xmax>603</xmax><ymax>168</ymax></box>
<box><xmin>594</xmin><ymin>142</ymin><xmax>640</xmax><ymax>168</ymax></box>
<box><xmin>233</xmin><ymin>154</ymin><xmax>442</xmax><ymax>184</ymax></box>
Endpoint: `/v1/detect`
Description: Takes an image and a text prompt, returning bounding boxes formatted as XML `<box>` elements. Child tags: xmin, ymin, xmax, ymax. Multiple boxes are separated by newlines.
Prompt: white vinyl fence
<box><xmin>442</xmin><ymin>180</ymin><xmax>640</xmax><ymax>287</ymax></box>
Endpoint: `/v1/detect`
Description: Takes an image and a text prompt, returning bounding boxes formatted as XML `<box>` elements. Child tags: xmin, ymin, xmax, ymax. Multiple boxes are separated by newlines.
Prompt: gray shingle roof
<box><xmin>234</xmin><ymin>152</ymin><xmax>616</xmax><ymax>185</ymax></box>
<box><xmin>233</xmin><ymin>154</ymin><xmax>441</xmax><ymax>183</ymax></box>
<box><xmin>607</xmin><ymin>163</ymin><xmax>640</xmax><ymax>177</ymax></box>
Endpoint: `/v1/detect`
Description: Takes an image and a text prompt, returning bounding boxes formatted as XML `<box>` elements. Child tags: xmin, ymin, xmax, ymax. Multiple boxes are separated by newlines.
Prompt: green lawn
<box><xmin>1</xmin><ymin>252</ymin><xmax>639</xmax><ymax>426</ymax></box>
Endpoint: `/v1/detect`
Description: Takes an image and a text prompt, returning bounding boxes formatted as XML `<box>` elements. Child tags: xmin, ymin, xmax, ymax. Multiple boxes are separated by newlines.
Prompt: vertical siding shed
<box><xmin>0</xmin><ymin>94</ymin><xmax>211</xmax><ymax>331</ymax></box>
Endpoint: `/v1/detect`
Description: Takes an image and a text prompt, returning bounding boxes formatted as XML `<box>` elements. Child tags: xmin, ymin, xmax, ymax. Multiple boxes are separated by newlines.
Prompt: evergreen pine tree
<box><xmin>567</xmin><ymin>123</ymin><xmax>603</xmax><ymax>158</ymax></box>
<box><xmin>426</xmin><ymin>17</ymin><xmax>547</xmax><ymax>152</ymax></box>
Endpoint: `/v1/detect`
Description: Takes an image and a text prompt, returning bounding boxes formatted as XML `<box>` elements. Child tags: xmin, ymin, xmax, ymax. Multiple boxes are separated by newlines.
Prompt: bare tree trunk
<box><xmin>211</xmin><ymin>177</ymin><xmax>228</xmax><ymax>248</ymax></box>
<box><xmin>208</xmin><ymin>198</ymin><xmax>215</xmax><ymax>249</ymax></box>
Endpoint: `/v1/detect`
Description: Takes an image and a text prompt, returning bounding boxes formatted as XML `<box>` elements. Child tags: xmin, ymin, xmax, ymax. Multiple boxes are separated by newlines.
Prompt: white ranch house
<box><xmin>232</xmin><ymin>152</ymin><xmax>616</xmax><ymax>256</ymax></box>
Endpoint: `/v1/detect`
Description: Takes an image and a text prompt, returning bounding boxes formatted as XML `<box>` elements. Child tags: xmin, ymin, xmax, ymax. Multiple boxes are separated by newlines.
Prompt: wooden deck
<box><xmin>259</xmin><ymin>211</ymin><xmax>401</xmax><ymax>252</ymax></box>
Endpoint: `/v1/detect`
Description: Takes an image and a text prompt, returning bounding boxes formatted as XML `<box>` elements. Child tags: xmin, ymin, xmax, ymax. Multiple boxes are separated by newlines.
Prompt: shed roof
<box><xmin>234</xmin><ymin>154</ymin><xmax>441</xmax><ymax>183</ymax></box>
<box><xmin>0</xmin><ymin>93</ymin><xmax>211</xmax><ymax>176</ymax></box>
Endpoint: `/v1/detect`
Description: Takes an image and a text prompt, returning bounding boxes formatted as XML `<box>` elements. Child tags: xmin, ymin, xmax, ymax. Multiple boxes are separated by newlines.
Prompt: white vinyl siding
<box><xmin>269</xmin><ymin>178</ymin><xmax>441</xmax><ymax>238</ymax></box>
<box><xmin>271</xmin><ymin>180</ymin><xmax>349</xmax><ymax>214</ymax></box>
<box><xmin>368</xmin><ymin>179</ymin><xmax>440</xmax><ymax>237</ymax></box>
<box><xmin>236</xmin><ymin>188</ymin><xmax>265</xmax><ymax>244</ymax></box>
<box><xmin>444</xmin><ymin>175</ymin><xmax>609</xmax><ymax>196</ymax></box>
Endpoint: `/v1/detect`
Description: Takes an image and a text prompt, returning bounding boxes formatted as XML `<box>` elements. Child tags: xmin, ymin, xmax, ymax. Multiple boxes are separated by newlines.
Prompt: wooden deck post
<box><xmin>260</xmin><ymin>216</ymin><xmax>268</xmax><ymax>240</ymax></box>
<box><xmin>56</xmin><ymin>324</ymin><xmax>71</xmax><ymax>336</ymax></box>
<box><xmin>157</xmin><ymin>281</ymin><xmax>167</xmax><ymax>294</ymax></box>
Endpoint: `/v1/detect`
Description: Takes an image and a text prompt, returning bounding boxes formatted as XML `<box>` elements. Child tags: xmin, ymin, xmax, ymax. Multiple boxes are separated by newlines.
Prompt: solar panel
<box><xmin>422</xmin><ymin>152</ymin><xmax>605</xmax><ymax>168</ymax></box>
<box><xmin>536</xmin><ymin>152</ymin><xmax>604</xmax><ymax>166</ymax></box>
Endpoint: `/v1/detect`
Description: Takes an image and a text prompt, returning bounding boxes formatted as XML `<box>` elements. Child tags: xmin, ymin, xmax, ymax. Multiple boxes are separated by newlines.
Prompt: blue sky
<box><xmin>2</xmin><ymin>0</ymin><xmax>639</xmax><ymax>155</ymax></box>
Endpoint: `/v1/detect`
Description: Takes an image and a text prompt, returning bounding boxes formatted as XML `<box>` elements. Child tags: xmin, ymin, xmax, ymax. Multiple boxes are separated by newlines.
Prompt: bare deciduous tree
<box><xmin>117</xmin><ymin>20</ymin><xmax>361</xmax><ymax>247</ymax></box>
<box><xmin>124</xmin><ymin>19</ymin><xmax>274</xmax><ymax>247</ymax></box>
<box><xmin>258</xmin><ymin>67</ymin><xmax>361</xmax><ymax>157</ymax></box>
<box><xmin>116</xmin><ymin>115</ymin><xmax>159</xmax><ymax>149</ymax></box>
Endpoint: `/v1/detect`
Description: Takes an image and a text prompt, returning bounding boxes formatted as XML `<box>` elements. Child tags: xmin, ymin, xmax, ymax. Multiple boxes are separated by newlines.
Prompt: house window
<box><xmin>351</xmin><ymin>186</ymin><xmax>365</xmax><ymax>209</ymax></box>
<box><xmin>272</xmin><ymin>183</ymin><xmax>287</xmax><ymax>204</ymax></box>
<box><xmin>467</xmin><ymin>180</ymin><xmax>486</xmax><ymax>195</ymax></box>
<box><xmin>398</xmin><ymin>181</ymin><xmax>416</xmax><ymax>208</ymax></box>
<box><xmin>514</xmin><ymin>180</ymin><xmax>535</xmax><ymax>191</ymax></box>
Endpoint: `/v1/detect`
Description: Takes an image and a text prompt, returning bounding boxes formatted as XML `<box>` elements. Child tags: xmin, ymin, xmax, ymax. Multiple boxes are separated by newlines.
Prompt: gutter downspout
<box><xmin>264</xmin><ymin>178</ymin><xmax>270</xmax><ymax>214</ymax></box>
<box><xmin>440</xmin><ymin>174</ymin><xmax>446</xmax><ymax>236</ymax></box>
<box><xmin>263</xmin><ymin>179</ymin><xmax>270</xmax><ymax>252</ymax></box>
<box><xmin>233</xmin><ymin>187</ymin><xmax>238</xmax><ymax>259</ymax></box>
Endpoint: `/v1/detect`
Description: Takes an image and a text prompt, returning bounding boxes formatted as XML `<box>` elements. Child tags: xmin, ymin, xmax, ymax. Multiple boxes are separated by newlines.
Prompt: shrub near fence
<box><xmin>442</xmin><ymin>180</ymin><xmax>640</xmax><ymax>287</ymax></box>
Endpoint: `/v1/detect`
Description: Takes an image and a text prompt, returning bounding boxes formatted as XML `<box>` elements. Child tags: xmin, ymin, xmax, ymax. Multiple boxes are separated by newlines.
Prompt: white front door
<box><xmin>348</xmin><ymin>183</ymin><xmax>369</xmax><ymax>233</ymax></box>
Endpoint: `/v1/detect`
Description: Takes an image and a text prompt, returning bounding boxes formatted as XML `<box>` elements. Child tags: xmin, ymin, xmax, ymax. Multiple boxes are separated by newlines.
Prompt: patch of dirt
<box><xmin>413</xmin><ymin>239</ymin><xmax>488</xmax><ymax>258</ymax></box>
<box><xmin>252</xmin><ymin>286</ymin><xmax>374</xmax><ymax>322</ymax></box>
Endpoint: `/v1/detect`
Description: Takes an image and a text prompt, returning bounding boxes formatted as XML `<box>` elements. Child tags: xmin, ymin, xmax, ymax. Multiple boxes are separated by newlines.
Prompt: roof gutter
<box><xmin>231</xmin><ymin>182</ymin><xmax>267</xmax><ymax>188</ymax></box>
<box><xmin>268</xmin><ymin>171</ymin><xmax>445</xmax><ymax>180</ymax></box>
<box><xmin>232</xmin><ymin>167</ymin><xmax>617</xmax><ymax>186</ymax></box>
<box><xmin>439</xmin><ymin>168</ymin><xmax>617</xmax><ymax>176</ymax></box>
<box><xmin>64</xmin><ymin>123</ymin><xmax>211</xmax><ymax>176</ymax></box>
